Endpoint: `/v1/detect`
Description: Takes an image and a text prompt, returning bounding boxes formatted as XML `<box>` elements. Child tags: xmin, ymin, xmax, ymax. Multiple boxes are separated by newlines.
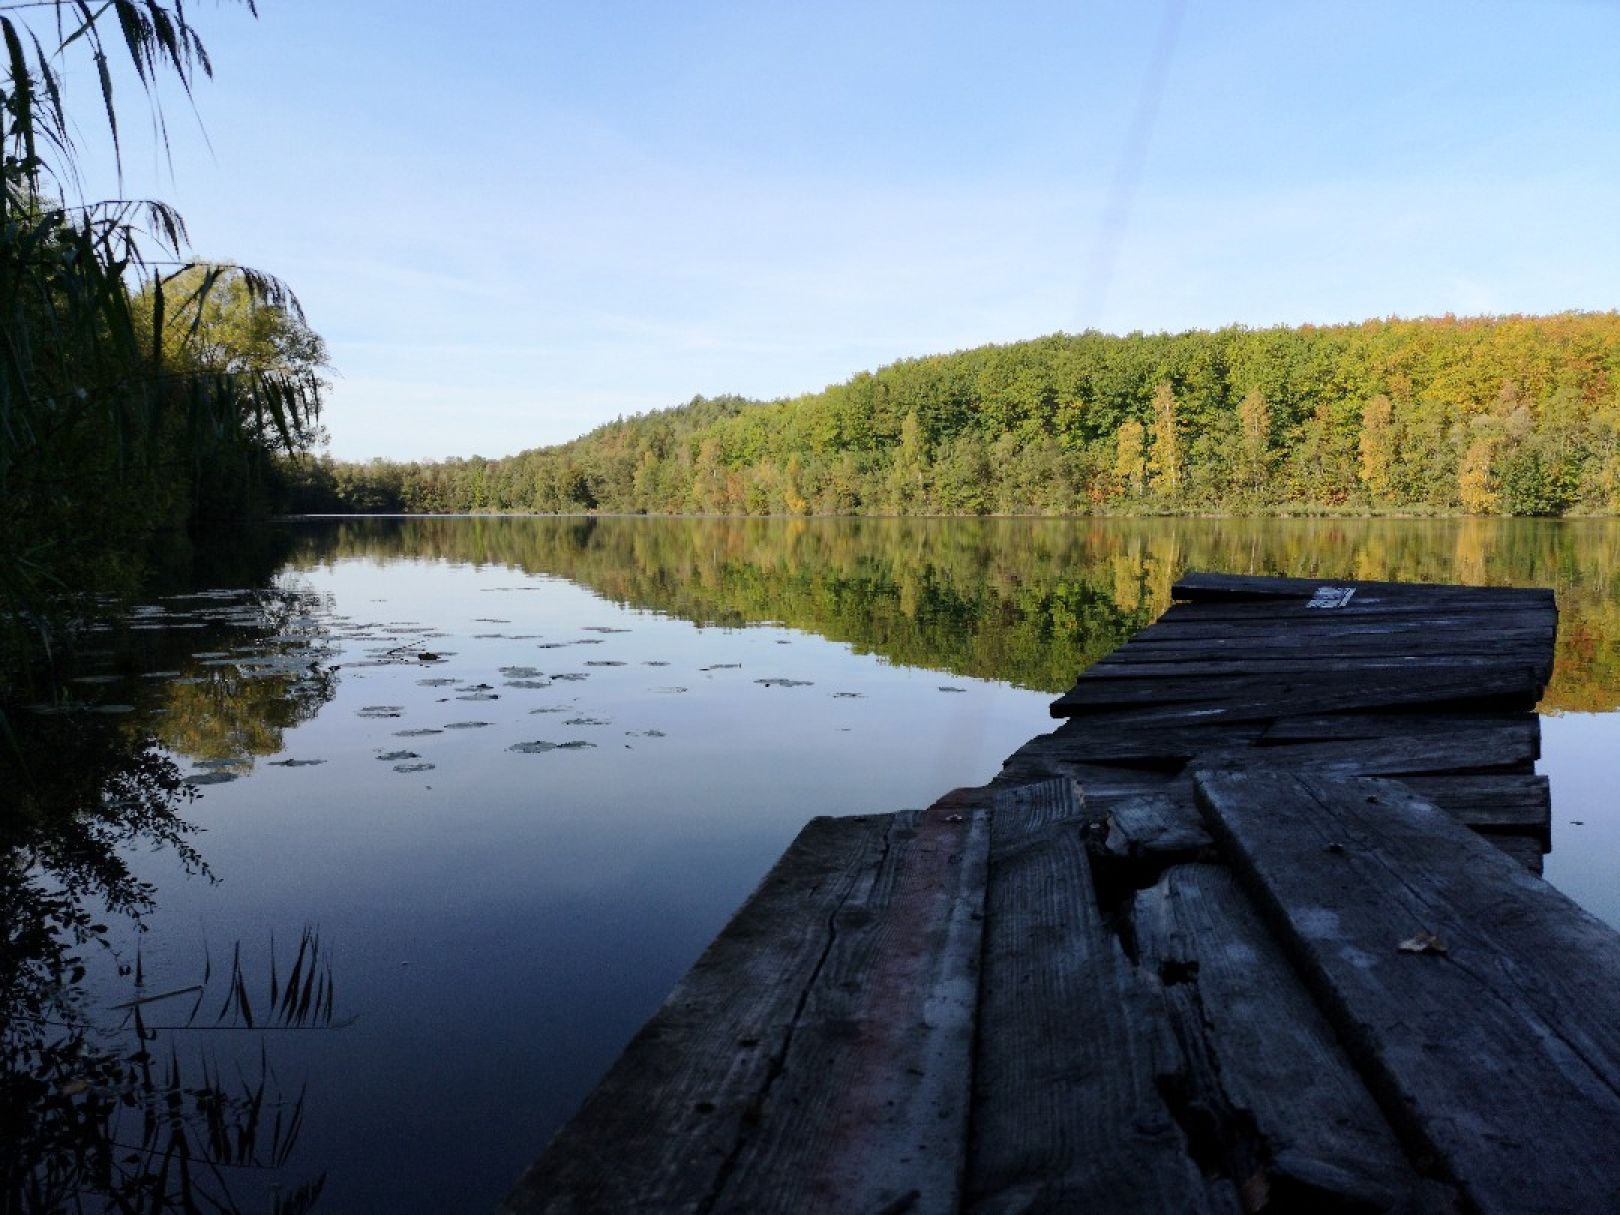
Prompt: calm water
<box><xmin>11</xmin><ymin>515</ymin><xmax>1620</xmax><ymax>1212</ymax></box>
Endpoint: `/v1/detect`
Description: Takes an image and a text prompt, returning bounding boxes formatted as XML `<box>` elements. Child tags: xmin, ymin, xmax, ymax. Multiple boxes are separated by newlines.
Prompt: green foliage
<box><xmin>1</xmin><ymin>2</ymin><xmax>324</xmax><ymax>680</ymax></box>
<box><xmin>310</xmin><ymin>314</ymin><xmax>1620</xmax><ymax>522</ymax></box>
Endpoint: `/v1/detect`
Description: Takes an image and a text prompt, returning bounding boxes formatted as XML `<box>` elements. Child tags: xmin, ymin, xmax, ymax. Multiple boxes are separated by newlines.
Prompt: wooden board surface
<box><xmin>1134</xmin><ymin>864</ymin><xmax>1432</xmax><ymax>1209</ymax></box>
<box><xmin>1195</xmin><ymin>769</ymin><xmax>1620</xmax><ymax>1215</ymax></box>
<box><xmin>504</xmin><ymin>803</ymin><xmax>989</xmax><ymax>1215</ymax></box>
<box><xmin>966</xmin><ymin>780</ymin><xmax>1219</xmax><ymax>1213</ymax></box>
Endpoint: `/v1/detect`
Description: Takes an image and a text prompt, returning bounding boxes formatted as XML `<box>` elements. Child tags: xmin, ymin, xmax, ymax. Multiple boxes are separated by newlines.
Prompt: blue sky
<box><xmin>61</xmin><ymin>0</ymin><xmax>1620</xmax><ymax>460</ymax></box>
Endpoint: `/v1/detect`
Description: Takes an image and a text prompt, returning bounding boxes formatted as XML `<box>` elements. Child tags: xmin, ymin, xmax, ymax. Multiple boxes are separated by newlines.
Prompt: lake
<box><xmin>9</xmin><ymin>514</ymin><xmax>1620</xmax><ymax>1212</ymax></box>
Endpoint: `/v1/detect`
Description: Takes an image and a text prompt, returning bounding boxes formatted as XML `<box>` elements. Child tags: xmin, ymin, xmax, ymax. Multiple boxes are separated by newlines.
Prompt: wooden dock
<box><xmin>502</xmin><ymin>573</ymin><xmax>1620</xmax><ymax>1214</ymax></box>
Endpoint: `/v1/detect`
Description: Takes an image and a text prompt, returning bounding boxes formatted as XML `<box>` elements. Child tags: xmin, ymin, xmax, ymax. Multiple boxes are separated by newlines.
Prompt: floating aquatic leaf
<box><xmin>564</xmin><ymin>717</ymin><xmax>610</xmax><ymax>727</ymax></box>
<box><xmin>584</xmin><ymin>660</ymin><xmax>625</xmax><ymax>667</ymax></box>
<box><xmin>626</xmin><ymin>729</ymin><xmax>666</xmax><ymax>738</ymax></box>
<box><xmin>186</xmin><ymin>771</ymin><xmax>239</xmax><ymax>786</ymax></box>
<box><xmin>644</xmin><ymin>660</ymin><xmax>670</xmax><ymax>667</ymax></box>
<box><xmin>472</xmin><ymin>633</ymin><xmax>507</xmax><ymax>639</ymax></box>
<box><xmin>832</xmin><ymin>692</ymin><xmax>865</xmax><ymax>699</ymax></box>
<box><xmin>358</xmin><ymin>705</ymin><xmax>405</xmax><ymax>718</ymax></box>
<box><xmin>653</xmin><ymin>686</ymin><xmax>689</xmax><ymax>694</ymax></box>
<box><xmin>756</xmin><ymin>678</ymin><xmax>812</xmax><ymax>688</ymax></box>
<box><xmin>417</xmin><ymin>677</ymin><xmax>458</xmax><ymax>687</ymax></box>
<box><xmin>701</xmin><ymin>664</ymin><xmax>742</xmax><ymax>671</ymax></box>
<box><xmin>457</xmin><ymin>691</ymin><xmax>500</xmax><ymax>701</ymax></box>
<box><xmin>377</xmin><ymin>750</ymin><xmax>420</xmax><ymax>762</ymax></box>
<box><xmin>575</xmin><ymin>638</ymin><xmax>605</xmax><ymax>645</ymax></box>
<box><xmin>529</xmin><ymin>706</ymin><xmax>571</xmax><ymax>714</ymax></box>
<box><xmin>394</xmin><ymin>762</ymin><xmax>436</xmax><ymax>773</ymax></box>
<box><xmin>582</xmin><ymin>626</ymin><xmax>630</xmax><ymax>633</ymax></box>
<box><xmin>938</xmin><ymin>686</ymin><xmax>967</xmax><ymax>693</ymax></box>
<box><xmin>474</xmin><ymin>618</ymin><xmax>511</xmax><ymax>624</ymax></box>
<box><xmin>395</xmin><ymin>728</ymin><xmax>445</xmax><ymax>737</ymax></box>
<box><xmin>505</xmin><ymin>679</ymin><xmax>552</xmax><ymax>689</ymax></box>
<box><xmin>535</xmin><ymin>642</ymin><xmax>571</xmax><ymax>649</ymax></box>
<box><xmin>499</xmin><ymin>666</ymin><xmax>544</xmax><ymax>679</ymax></box>
<box><xmin>509</xmin><ymin>740</ymin><xmax>596</xmax><ymax>754</ymax></box>
<box><xmin>552</xmin><ymin>673</ymin><xmax>590</xmax><ymax>682</ymax></box>
<box><xmin>268</xmin><ymin>758</ymin><xmax>327</xmax><ymax>767</ymax></box>
<box><xmin>442</xmin><ymin>721</ymin><xmax>492</xmax><ymax>730</ymax></box>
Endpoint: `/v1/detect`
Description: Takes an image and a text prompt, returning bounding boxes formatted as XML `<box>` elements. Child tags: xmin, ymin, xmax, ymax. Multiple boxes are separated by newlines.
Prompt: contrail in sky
<box><xmin>1077</xmin><ymin>0</ymin><xmax>1187</xmax><ymax>332</ymax></box>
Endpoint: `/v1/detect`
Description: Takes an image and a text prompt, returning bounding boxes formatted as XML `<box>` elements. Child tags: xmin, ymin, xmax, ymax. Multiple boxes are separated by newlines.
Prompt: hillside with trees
<box><xmin>292</xmin><ymin>313</ymin><xmax>1620</xmax><ymax>519</ymax></box>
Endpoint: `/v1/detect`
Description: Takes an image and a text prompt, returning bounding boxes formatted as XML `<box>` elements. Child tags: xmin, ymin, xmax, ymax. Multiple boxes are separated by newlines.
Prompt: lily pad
<box><xmin>442</xmin><ymin>721</ymin><xmax>492</xmax><ymax>730</ymax></box>
<box><xmin>393</xmin><ymin>762</ymin><xmax>436</xmax><ymax>773</ymax></box>
<box><xmin>395</xmin><ymin>728</ymin><xmax>444</xmax><ymax>737</ymax></box>
<box><xmin>509</xmin><ymin>740</ymin><xmax>597</xmax><ymax>754</ymax></box>
<box><xmin>756</xmin><ymin>678</ymin><xmax>812</xmax><ymax>688</ymax></box>
<box><xmin>268</xmin><ymin>758</ymin><xmax>327</xmax><ymax>767</ymax></box>
<box><xmin>457</xmin><ymin>691</ymin><xmax>500</xmax><ymax>701</ymax></box>
<box><xmin>504</xmin><ymin>679</ymin><xmax>552</xmax><ymax>689</ymax></box>
<box><xmin>832</xmin><ymin>691</ymin><xmax>865</xmax><ymax>699</ymax></box>
<box><xmin>584</xmin><ymin>660</ymin><xmax>625</xmax><ymax>667</ymax></box>
<box><xmin>377</xmin><ymin>750</ymin><xmax>419</xmax><ymax>762</ymax></box>
<box><xmin>937</xmin><ymin>686</ymin><xmax>967</xmax><ymax>693</ymax></box>
<box><xmin>499</xmin><ymin>666</ymin><xmax>544</xmax><ymax>679</ymax></box>
<box><xmin>701</xmin><ymin>664</ymin><xmax>742</xmax><ymax>671</ymax></box>
<box><xmin>358</xmin><ymin>705</ymin><xmax>404</xmax><ymax>719</ymax></box>
<box><xmin>417</xmin><ymin>677</ymin><xmax>458</xmax><ymax>687</ymax></box>
<box><xmin>582</xmin><ymin>626</ymin><xmax>630</xmax><ymax>633</ymax></box>
<box><xmin>563</xmin><ymin>717</ymin><xmax>610</xmax><ymax>727</ymax></box>
<box><xmin>186</xmin><ymin>771</ymin><xmax>239</xmax><ymax>786</ymax></box>
<box><xmin>551</xmin><ymin>673</ymin><xmax>589</xmax><ymax>682</ymax></box>
<box><xmin>626</xmin><ymin>729</ymin><xmax>666</xmax><ymax>738</ymax></box>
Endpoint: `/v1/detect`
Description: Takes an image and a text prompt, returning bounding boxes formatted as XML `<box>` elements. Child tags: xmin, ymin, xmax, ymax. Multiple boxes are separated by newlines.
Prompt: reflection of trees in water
<box><xmin>3</xmin><ymin>581</ymin><xmax>340</xmax><ymax>1211</ymax></box>
<box><xmin>288</xmin><ymin>515</ymin><xmax>1620</xmax><ymax>710</ymax></box>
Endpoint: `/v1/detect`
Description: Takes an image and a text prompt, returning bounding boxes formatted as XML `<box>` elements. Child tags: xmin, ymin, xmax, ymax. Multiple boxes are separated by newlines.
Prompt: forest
<box><xmin>289</xmin><ymin>312</ymin><xmax>1620</xmax><ymax>520</ymax></box>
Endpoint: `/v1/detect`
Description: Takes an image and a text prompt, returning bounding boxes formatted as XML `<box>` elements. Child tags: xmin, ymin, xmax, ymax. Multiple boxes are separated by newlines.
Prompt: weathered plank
<box><xmin>1083</xmin><ymin>653</ymin><xmax>1531</xmax><ymax>681</ymax></box>
<box><xmin>967</xmin><ymin>780</ymin><xmax>1217</xmax><ymax>1213</ymax></box>
<box><xmin>1262</xmin><ymin>711</ymin><xmax>1539</xmax><ymax>749</ymax></box>
<box><xmin>1219</xmin><ymin>724</ymin><xmax>1541</xmax><ymax>777</ymax></box>
<box><xmin>1399</xmin><ymin>773</ymin><xmax>1551</xmax><ymax>835</ymax></box>
<box><xmin>1054</xmin><ymin>667</ymin><xmax>1546</xmax><ymax>716</ymax></box>
<box><xmin>504</xmin><ymin>804</ymin><xmax>990</xmax><ymax>1215</ymax></box>
<box><xmin>1008</xmin><ymin>718</ymin><xmax>1266</xmax><ymax>769</ymax></box>
<box><xmin>1133</xmin><ymin>864</ymin><xmax>1432</xmax><ymax>1209</ymax></box>
<box><xmin>1195</xmin><ymin>769</ymin><xmax>1620</xmax><ymax>1215</ymax></box>
<box><xmin>1056</xmin><ymin>666</ymin><xmax>1547</xmax><ymax>722</ymax></box>
<box><xmin>1101</xmin><ymin>785</ymin><xmax>1212</xmax><ymax>859</ymax></box>
<box><xmin>1173</xmin><ymin>570</ymin><xmax>1555</xmax><ymax>609</ymax></box>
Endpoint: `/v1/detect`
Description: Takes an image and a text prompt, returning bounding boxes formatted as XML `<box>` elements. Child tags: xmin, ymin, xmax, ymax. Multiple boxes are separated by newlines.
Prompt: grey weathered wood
<box><xmin>1482</xmin><ymin>830</ymin><xmax>1546</xmax><ymax>875</ymax></box>
<box><xmin>504</xmin><ymin>804</ymin><xmax>990</xmax><ymax>1215</ymax></box>
<box><xmin>1263</xmin><ymin>712</ymin><xmax>1539</xmax><ymax>749</ymax></box>
<box><xmin>1173</xmin><ymin>570</ymin><xmax>1554</xmax><ymax>608</ymax></box>
<box><xmin>1207</xmin><ymin>724</ymin><xmax>1541</xmax><ymax>778</ymax></box>
<box><xmin>1056</xmin><ymin>666</ymin><xmax>1547</xmax><ymax>721</ymax></box>
<box><xmin>1195</xmin><ymin>769</ymin><xmax>1620</xmax><ymax>1215</ymax></box>
<box><xmin>967</xmin><ymin>780</ymin><xmax>1216</xmax><ymax>1213</ymax></box>
<box><xmin>1102</xmin><ymin>784</ymin><xmax>1212</xmax><ymax>859</ymax></box>
<box><xmin>1054</xmin><ymin>667</ymin><xmax>1546</xmax><ymax>716</ymax></box>
<box><xmin>1133</xmin><ymin>864</ymin><xmax>1431</xmax><ymax>1209</ymax></box>
<box><xmin>1399</xmin><ymin>774</ymin><xmax>1551</xmax><ymax>835</ymax></box>
<box><xmin>1008</xmin><ymin>718</ymin><xmax>1266</xmax><ymax>768</ymax></box>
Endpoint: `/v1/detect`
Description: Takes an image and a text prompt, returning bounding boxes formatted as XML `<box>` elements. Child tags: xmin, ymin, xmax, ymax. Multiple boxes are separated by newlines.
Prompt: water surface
<box><xmin>10</xmin><ymin>515</ymin><xmax>1620</xmax><ymax>1211</ymax></box>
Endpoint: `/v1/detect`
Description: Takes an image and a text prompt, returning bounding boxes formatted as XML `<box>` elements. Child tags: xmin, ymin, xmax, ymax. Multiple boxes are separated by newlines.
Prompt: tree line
<box><xmin>288</xmin><ymin>313</ymin><xmax>1620</xmax><ymax>519</ymax></box>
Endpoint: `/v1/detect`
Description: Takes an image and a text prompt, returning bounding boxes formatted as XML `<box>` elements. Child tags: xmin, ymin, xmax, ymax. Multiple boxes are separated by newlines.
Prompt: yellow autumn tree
<box><xmin>1358</xmin><ymin>394</ymin><xmax>1395</xmax><ymax>504</ymax></box>
<box><xmin>1147</xmin><ymin>383</ymin><xmax>1183</xmax><ymax>497</ymax></box>
<box><xmin>1237</xmin><ymin>388</ymin><xmax>1273</xmax><ymax>498</ymax></box>
<box><xmin>1115</xmin><ymin>419</ymin><xmax>1147</xmax><ymax>496</ymax></box>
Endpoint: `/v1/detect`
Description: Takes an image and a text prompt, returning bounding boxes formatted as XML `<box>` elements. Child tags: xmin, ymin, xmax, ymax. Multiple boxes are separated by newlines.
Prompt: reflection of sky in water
<box><xmin>76</xmin><ymin>520</ymin><xmax>1620</xmax><ymax>1213</ymax></box>
<box><xmin>124</xmin><ymin>556</ymin><xmax>1052</xmax><ymax>1213</ymax></box>
<box><xmin>1541</xmin><ymin>714</ymin><xmax>1620</xmax><ymax>931</ymax></box>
